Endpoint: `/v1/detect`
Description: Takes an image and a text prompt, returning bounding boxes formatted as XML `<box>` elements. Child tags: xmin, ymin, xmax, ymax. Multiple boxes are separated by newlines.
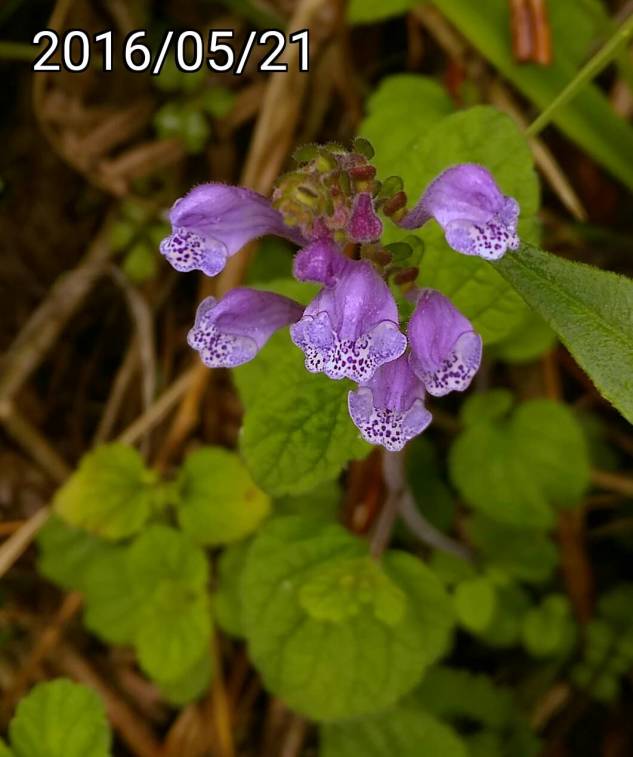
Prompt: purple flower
<box><xmin>160</xmin><ymin>183</ymin><xmax>305</xmax><ymax>277</ymax></box>
<box><xmin>399</xmin><ymin>164</ymin><xmax>520</xmax><ymax>260</ymax></box>
<box><xmin>408</xmin><ymin>289</ymin><xmax>482</xmax><ymax>397</ymax></box>
<box><xmin>290</xmin><ymin>259</ymin><xmax>407</xmax><ymax>383</ymax></box>
<box><xmin>292</xmin><ymin>238</ymin><xmax>349</xmax><ymax>286</ymax></box>
<box><xmin>187</xmin><ymin>288</ymin><xmax>303</xmax><ymax>368</ymax></box>
<box><xmin>348</xmin><ymin>356</ymin><xmax>432</xmax><ymax>452</ymax></box>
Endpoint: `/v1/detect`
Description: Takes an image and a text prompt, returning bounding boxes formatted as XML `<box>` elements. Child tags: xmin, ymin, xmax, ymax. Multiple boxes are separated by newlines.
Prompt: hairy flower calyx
<box><xmin>272</xmin><ymin>139</ymin><xmax>403</xmax><ymax>247</ymax></box>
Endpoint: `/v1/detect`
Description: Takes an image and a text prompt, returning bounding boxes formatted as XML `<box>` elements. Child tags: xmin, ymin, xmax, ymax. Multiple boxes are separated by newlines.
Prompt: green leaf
<box><xmin>547</xmin><ymin>0</ymin><xmax>608</xmax><ymax>68</ymax></box>
<box><xmin>147</xmin><ymin>221</ymin><xmax>170</xmax><ymax>247</ymax></box>
<box><xmin>241</xmin><ymin>516</ymin><xmax>454</xmax><ymax>720</ymax></box>
<box><xmin>579</xmin><ymin>412</ymin><xmax>620</xmax><ymax>471</ymax></box>
<box><xmin>416</xmin><ymin>666</ymin><xmax>514</xmax><ymax>728</ymax></box>
<box><xmin>522</xmin><ymin>595</ymin><xmax>576</xmax><ymax>657</ymax></box>
<box><xmin>120</xmin><ymin>199</ymin><xmax>150</xmax><ymax>225</ymax></box>
<box><xmin>360</xmin><ymin>76</ymin><xmax>454</xmax><ymax>177</ymax></box>
<box><xmin>298</xmin><ymin>555</ymin><xmax>406</xmax><ymax>625</ymax></box>
<box><xmin>465</xmin><ymin>515</ymin><xmax>558</xmax><ymax>583</ymax></box>
<box><xmin>153</xmin><ymin>103</ymin><xmax>211</xmax><ymax>154</ymax></box>
<box><xmin>511</xmin><ymin>400</ymin><xmax>590</xmax><ymax>507</ymax></box>
<box><xmin>9</xmin><ymin>679</ymin><xmax>111</xmax><ymax>757</ymax></box>
<box><xmin>82</xmin><ymin>526</ymin><xmax>212</xmax><ymax>683</ymax></box>
<box><xmin>405</xmin><ymin>437</ymin><xmax>455</xmax><ymax>531</ymax></box>
<box><xmin>573</xmin><ymin>613</ymin><xmax>625</xmax><ymax>702</ymax></box>
<box><xmin>200</xmin><ymin>87</ymin><xmax>235</xmax><ymax>118</ymax></box>
<box><xmin>37</xmin><ymin>516</ymin><xmax>118</xmax><ymax>593</ymax></box>
<box><xmin>177</xmin><ymin>447</ymin><xmax>270</xmax><ymax>546</ymax></box>
<box><xmin>136</xmin><ymin>592</ymin><xmax>211</xmax><ymax>683</ymax></box>
<box><xmin>157</xmin><ymin>651</ymin><xmax>214</xmax><ymax>706</ymax></box>
<box><xmin>591</xmin><ymin>673</ymin><xmax>619</xmax><ymax>703</ymax></box>
<box><xmin>122</xmin><ymin>241</ymin><xmax>158</xmax><ymax>284</ymax></box>
<box><xmin>53</xmin><ymin>444</ymin><xmax>158</xmax><ymax>540</ymax></box>
<box><xmin>83</xmin><ymin>548</ymin><xmax>145</xmax><ymax>645</ymax></box>
<box><xmin>481</xmin><ymin>583</ymin><xmax>531</xmax><ymax>647</ymax></box>
<box><xmin>598</xmin><ymin>584</ymin><xmax>633</xmax><ymax>629</ymax></box>
<box><xmin>128</xmin><ymin>526</ymin><xmax>212</xmax><ymax>682</ymax></box>
<box><xmin>110</xmin><ymin>219</ymin><xmax>136</xmax><ymax>251</ymax></box>
<box><xmin>128</xmin><ymin>524</ymin><xmax>207</xmax><ymax>591</ymax></box>
<box><xmin>471</xmin><ymin>728</ymin><xmax>541</xmax><ymax>757</ymax></box>
<box><xmin>245</xmin><ymin>238</ymin><xmax>294</xmax><ymax>284</ymax></box>
<box><xmin>496</xmin><ymin>245</ymin><xmax>633</xmax><ymax>424</ymax></box>
<box><xmin>347</xmin><ymin>0</ymin><xmax>419</xmax><ymax>23</ymax></box>
<box><xmin>320</xmin><ymin>703</ymin><xmax>467</xmax><ymax>757</ymax></box>
<box><xmin>450</xmin><ymin>418</ymin><xmax>553</xmax><ymax>529</ymax></box>
<box><xmin>491</xmin><ymin>308</ymin><xmax>556</xmax><ymax>364</ymax></box>
<box><xmin>234</xmin><ymin>331</ymin><xmax>368</xmax><ymax>497</ymax></box>
<box><xmin>433</xmin><ymin>0</ymin><xmax>633</xmax><ymax>190</ymax></box>
<box><xmin>454</xmin><ymin>576</ymin><xmax>497</xmax><ymax>633</ymax></box>
<box><xmin>251</xmin><ymin>277</ymin><xmax>319</xmax><ymax>309</ymax></box>
<box><xmin>450</xmin><ymin>398</ymin><xmax>590</xmax><ymax>528</ymax></box>
<box><xmin>181</xmin><ymin>109</ymin><xmax>212</xmax><ymax>154</ymax></box>
<box><xmin>275</xmin><ymin>479</ymin><xmax>342</xmax><ymax>520</ymax></box>
<box><xmin>460</xmin><ymin>389</ymin><xmax>514</xmax><ymax>427</ymax></box>
<box><xmin>417</xmin><ymin>668</ymin><xmax>541</xmax><ymax>756</ymax></box>
<box><xmin>0</xmin><ymin>740</ymin><xmax>13</xmax><ymax>757</ymax></box>
<box><xmin>429</xmin><ymin>551</ymin><xmax>477</xmax><ymax>586</ymax></box>
<box><xmin>467</xmin><ymin>732</ymin><xmax>504</xmax><ymax>757</ymax></box>
<box><xmin>506</xmin><ymin>722</ymin><xmax>543</xmax><ymax>757</ymax></box>
<box><xmin>214</xmin><ymin>541</ymin><xmax>250</xmax><ymax>638</ymax></box>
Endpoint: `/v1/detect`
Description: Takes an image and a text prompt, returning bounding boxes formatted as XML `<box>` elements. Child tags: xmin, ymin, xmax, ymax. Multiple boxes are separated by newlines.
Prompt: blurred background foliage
<box><xmin>1</xmin><ymin>0</ymin><xmax>633</xmax><ymax>756</ymax></box>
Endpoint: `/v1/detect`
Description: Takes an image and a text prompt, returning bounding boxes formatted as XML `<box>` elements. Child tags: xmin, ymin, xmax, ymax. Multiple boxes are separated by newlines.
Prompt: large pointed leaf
<box><xmin>433</xmin><ymin>0</ymin><xmax>633</xmax><ymax>190</ymax></box>
<box><xmin>496</xmin><ymin>246</ymin><xmax>633</xmax><ymax>424</ymax></box>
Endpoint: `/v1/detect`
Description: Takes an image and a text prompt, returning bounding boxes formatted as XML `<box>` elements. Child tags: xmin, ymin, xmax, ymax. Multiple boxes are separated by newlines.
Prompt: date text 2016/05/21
<box><xmin>32</xmin><ymin>29</ymin><xmax>309</xmax><ymax>76</ymax></box>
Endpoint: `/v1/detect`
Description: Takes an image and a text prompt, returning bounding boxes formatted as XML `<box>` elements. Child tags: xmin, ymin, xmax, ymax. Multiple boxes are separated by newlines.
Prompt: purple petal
<box><xmin>290</xmin><ymin>260</ymin><xmax>407</xmax><ymax>383</ymax></box>
<box><xmin>293</xmin><ymin>238</ymin><xmax>350</xmax><ymax>286</ymax></box>
<box><xmin>160</xmin><ymin>228</ymin><xmax>228</xmax><ymax>277</ymax></box>
<box><xmin>399</xmin><ymin>163</ymin><xmax>520</xmax><ymax>260</ymax></box>
<box><xmin>160</xmin><ymin>183</ymin><xmax>306</xmax><ymax>277</ymax></box>
<box><xmin>347</xmin><ymin>192</ymin><xmax>383</xmax><ymax>243</ymax></box>
<box><xmin>408</xmin><ymin>289</ymin><xmax>482</xmax><ymax>397</ymax></box>
<box><xmin>348</xmin><ymin>356</ymin><xmax>432</xmax><ymax>452</ymax></box>
<box><xmin>187</xmin><ymin>288</ymin><xmax>304</xmax><ymax>368</ymax></box>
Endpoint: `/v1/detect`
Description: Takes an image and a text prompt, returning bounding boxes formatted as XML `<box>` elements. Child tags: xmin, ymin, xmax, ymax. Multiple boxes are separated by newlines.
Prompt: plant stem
<box><xmin>526</xmin><ymin>12</ymin><xmax>633</xmax><ymax>137</ymax></box>
<box><xmin>372</xmin><ymin>450</ymin><xmax>472</xmax><ymax>561</ymax></box>
<box><xmin>370</xmin><ymin>451</ymin><xmax>402</xmax><ymax>557</ymax></box>
<box><xmin>398</xmin><ymin>489</ymin><xmax>473</xmax><ymax>562</ymax></box>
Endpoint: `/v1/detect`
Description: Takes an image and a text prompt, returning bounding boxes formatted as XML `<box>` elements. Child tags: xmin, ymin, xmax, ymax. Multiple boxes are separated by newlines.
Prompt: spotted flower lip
<box><xmin>160</xmin><ymin>183</ymin><xmax>306</xmax><ymax>277</ymax></box>
<box><xmin>408</xmin><ymin>288</ymin><xmax>482</xmax><ymax>397</ymax></box>
<box><xmin>348</xmin><ymin>355</ymin><xmax>432</xmax><ymax>452</ymax></box>
<box><xmin>187</xmin><ymin>288</ymin><xmax>304</xmax><ymax>368</ymax></box>
<box><xmin>290</xmin><ymin>259</ymin><xmax>407</xmax><ymax>383</ymax></box>
<box><xmin>398</xmin><ymin>163</ymin><xmax>520</xmax><ymax>260</ymax></box>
